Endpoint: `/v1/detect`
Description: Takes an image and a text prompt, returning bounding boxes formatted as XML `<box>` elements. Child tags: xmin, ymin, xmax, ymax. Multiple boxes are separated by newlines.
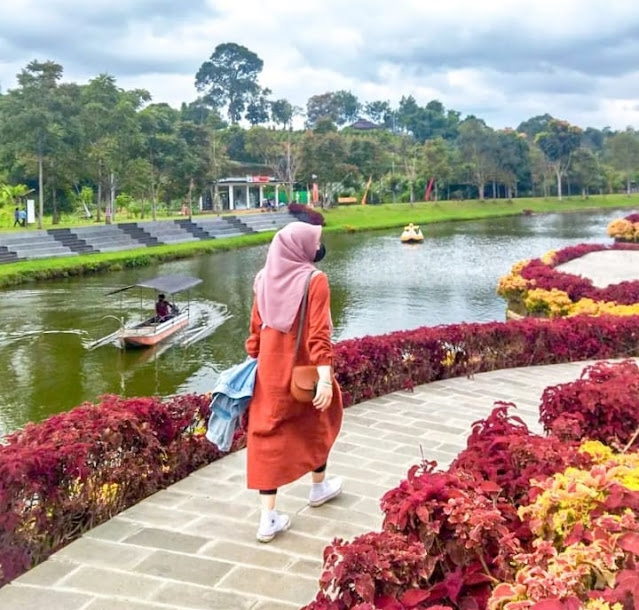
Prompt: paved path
<box><xmin>1</xmin><ymin>359</ymin><xmax>632</xmax><ymax>610</ymax></box>
<box><xmin>555</xmin><ymin>250</ymin><xmax>639</xmax><ymax>287</ymax></box>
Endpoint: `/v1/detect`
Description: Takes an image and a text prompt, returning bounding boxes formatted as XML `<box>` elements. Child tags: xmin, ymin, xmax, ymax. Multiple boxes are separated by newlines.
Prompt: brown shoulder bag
<box><xmin>290</xmin><ymin>272</ymin><xmax>319</xmax><ymax>402</ymax></box>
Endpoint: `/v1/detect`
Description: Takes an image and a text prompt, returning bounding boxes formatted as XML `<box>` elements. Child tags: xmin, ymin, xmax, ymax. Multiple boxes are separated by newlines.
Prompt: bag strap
<box><xmin>293</xmin><ymin>271</ymin><xmax>315</xmax><ymax>365</ymax></box>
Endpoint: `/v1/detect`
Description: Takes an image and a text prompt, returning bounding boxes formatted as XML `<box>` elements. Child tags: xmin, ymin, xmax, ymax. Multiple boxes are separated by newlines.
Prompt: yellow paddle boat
<box><xmin>400</xmin><ymin>223</ymin><xmax>424</xmax><ymax>243</ymax></box>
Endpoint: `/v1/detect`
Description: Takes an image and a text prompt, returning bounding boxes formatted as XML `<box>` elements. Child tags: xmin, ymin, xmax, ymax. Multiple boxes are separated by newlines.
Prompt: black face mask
<box><xmin>313</xmin><ymin>243</ymin><xmax>326</xmax><ymax>263</ymax></box>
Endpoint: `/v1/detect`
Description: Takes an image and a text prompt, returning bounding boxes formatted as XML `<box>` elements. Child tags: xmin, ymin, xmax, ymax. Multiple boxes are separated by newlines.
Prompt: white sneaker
<box><xmin>256</xmin><ymin>511</ymin><xmax>291</xmax><ymax>543</ymax></box>
<box><xmin>309</xmin><ymin>477</ymin><xmax>343</xmax><ymax>507</ymax></box>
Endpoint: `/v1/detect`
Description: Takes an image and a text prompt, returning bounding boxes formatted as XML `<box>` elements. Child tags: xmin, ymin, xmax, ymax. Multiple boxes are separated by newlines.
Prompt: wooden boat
<box><xmin>107</xmin><ymin>275</ymin><xmax>203</xmax><ymax>349</ymax></box>
<box><xmin>400</xmin><ymin>223</ymin><xmax>424</xmax><ymax>243</ymax></box>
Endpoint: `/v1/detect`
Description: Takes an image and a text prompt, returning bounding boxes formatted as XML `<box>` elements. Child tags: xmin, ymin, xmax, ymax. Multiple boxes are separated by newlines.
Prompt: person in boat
<box><xmin>245</xmin><ymin>221</ymin><xmax>343</xmax><ymax>543</ymax></box>
<box><xmin>155</xmin><ymin>294</ymin><xmax>175</xmax><ymax>322</ymax></box>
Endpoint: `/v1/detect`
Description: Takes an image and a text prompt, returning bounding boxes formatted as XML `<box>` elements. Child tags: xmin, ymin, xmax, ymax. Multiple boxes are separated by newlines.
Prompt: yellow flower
<box><xmin>607</xmin><ymin>218</ymin><xmax>636</xmax><ymax>240</ymax></box>
<box><xmin>524</xmin><ymin>288</ymin><xmax>573</xmax><ymax>317</ymax></box>
<box><xmin>579</xmin><ymin>440</ymin><xmax>614</xmax><ymax>463</ymax></box>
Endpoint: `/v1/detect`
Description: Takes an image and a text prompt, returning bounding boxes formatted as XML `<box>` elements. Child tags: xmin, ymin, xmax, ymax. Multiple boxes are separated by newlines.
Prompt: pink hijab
<box><xmin>254</xmin><ymin>221</ymin><xmax>323</xmax><ymax>333</ymax></box>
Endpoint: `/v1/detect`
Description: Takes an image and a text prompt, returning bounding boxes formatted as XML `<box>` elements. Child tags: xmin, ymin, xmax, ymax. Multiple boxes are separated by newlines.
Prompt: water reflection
<box><xmin>0</xmin><ymin>209</ymin><xmax>628</xmax><ymax>434</ymax></box>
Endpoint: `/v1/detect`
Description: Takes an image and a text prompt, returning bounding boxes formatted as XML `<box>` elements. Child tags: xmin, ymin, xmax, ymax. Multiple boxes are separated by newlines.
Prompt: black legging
<box><xmin>259</xmin><ymin>463</ymin><xmax>327</xmax><ymax>495</ymax></box>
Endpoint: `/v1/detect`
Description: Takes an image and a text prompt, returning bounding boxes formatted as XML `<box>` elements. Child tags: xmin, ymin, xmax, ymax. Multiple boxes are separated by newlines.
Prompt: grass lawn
<box><xmin>0</xmin><ymin>195</ymin><xmax>637</xmax><ymax>287</ymax></box>
<box><xmin>321</xmin><ymin>195</ymin><xmax>639</xmax><ymax>232</ymax></box>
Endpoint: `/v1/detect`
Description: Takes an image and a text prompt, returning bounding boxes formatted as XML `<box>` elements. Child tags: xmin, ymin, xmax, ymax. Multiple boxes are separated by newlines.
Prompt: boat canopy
<box><xmin>108</xmin><ymin>275</ymin><xmax>203</xmax><ymax>296</ymax></box>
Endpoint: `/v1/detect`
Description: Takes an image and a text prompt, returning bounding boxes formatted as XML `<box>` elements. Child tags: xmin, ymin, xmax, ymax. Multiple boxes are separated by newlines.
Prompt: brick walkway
<box><xmin>1</xmin><ymin>359</ymin><xmax>631</xmax><ymax>610</ymax></box>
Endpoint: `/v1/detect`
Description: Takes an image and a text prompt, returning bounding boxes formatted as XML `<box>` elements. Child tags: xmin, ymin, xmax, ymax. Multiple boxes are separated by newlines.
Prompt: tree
<box><xmin>347</xmin><ymin>137</ymin><xmax>386</xmax><ymax>183</ymax></box>
<box><xmin>0</xmin><ymin>183</ymin><xmax>32</xmax><ymax>208</ymax></box>
<box><xmin>535</xmin><ymin>119</ymin><xmax>582</xmax><ymax>200</ymax></box>
<box><xmin>517</xmin><ymin>114</ymin><xmax>554</xmax><ymax>140</ymax></box>
<box><xmin>399</xmin><ymin>139</ymin><xmax>422</xmax><ymax>204</ymax></box>
<box><xmin>607</xmin><ymin>129</ymin><xmax>639</xmax><ymax>195</ymax></box>
<box><xmin>492</xmin><ymin>130</ymin><xmax>530</xmax><ymax>199</ymax></box>
<box><xmin>529</xmin><ymin>144</ymin><xmax>552</xmax><ymax>197</ymax></box>
<box><xmin>138</xmin><ymin>103</ymin><xmax>183</xmax><ymax>219</ymax></box>
<box><xmin>270</xmin><ymin>98</ymin><xmax>294</xmax><ymax>129</ymax></box>
<box><xmin>423</xmin><ymin>137</ymin><xmax>453</xmax><ymax>201</ymax></box>
<box><xmin>207</xmin><ymin>122</ymin><xmax>230</xmax><ymax>214</ymax></box>
<box><xmin>364</xmin><ymin>100</ymin><xmax>391</xmax><ymax>125</ymax></box>
<box><xmin>245</xmin><ymin>87</ymin><xmax>272</xmax><ymax>126</ymax></box>
<box><xmin>1</xmin><ymin>60</ymin><xmax>65</xmax><ymax>228</ymax></box>
<box><xmin>569</xmin><ymin>148</ymin><xmax>601</xmax><ymax>198</ymax></box>
<box><xmin>332</xmin><ymin>90</ymin><xmax>360</xmax><ymax>126</ymax></box>
<box><xmin>80</xmin><ymin>75</ymin><xmax>149</xmax><ymax>223</ymax></box>
<box><xmin>195</xmin><ymin>43</ymin><xmax>264</xmax><ymax>124</ymax></box>
<box><xmin>457</xmin><ymin>118</ymin><xmax>496</xmax><ymax>200</ymax></box>
<box><xmin>306</xmin><ymin>93</ymin><xmax>338</xmax><ymax>128</ymax></box>
<box><xmin>299</xmin><ymin>131</ymin><xmax>353</xmax><ymax>205</ymax></box>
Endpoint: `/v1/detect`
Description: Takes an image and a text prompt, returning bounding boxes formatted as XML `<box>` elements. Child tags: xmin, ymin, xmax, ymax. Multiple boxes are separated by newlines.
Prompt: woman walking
<box><xmin>246</xmin><ymin>221</ymin><xmax>343</xmax><ymax>542</ymax></box>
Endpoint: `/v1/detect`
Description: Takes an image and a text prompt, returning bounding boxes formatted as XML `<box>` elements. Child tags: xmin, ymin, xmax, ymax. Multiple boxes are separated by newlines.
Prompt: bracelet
<box><xmin>318</xmin><ymin>380</ymin><xmax>332</xmax><ymax>387</ymax></box>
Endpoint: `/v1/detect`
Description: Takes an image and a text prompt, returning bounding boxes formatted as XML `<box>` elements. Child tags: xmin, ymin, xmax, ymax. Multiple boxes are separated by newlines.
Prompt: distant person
<box><xmin>155</xmin><ymin>294</ymin><xmax>171</xmax><ymax>322</ymax></box>
<box><xmin>19</xmin><ymin>208</ymin><xmax>27</xmax><ymax>227</ymax></box>
<box><xmin>13</xmin><ymin>207</ymin><xmax>20</xmax><ymax>227</ymax></box>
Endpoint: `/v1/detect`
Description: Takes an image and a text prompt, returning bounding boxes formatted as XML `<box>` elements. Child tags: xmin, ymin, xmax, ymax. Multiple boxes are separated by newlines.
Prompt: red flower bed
<box><xmin>334</xmin><ymin>315</ymin><xmax>639</xmax><ymax>407</ymax></box>
<box><xmin>520</xmin><ymin>243</ymin><xmax>639</xmax><ymax>305</ymax></box>
<box><xmin>304</xmin><ymin>361</ymin><xmax>639</xmax><ymax>610</ymax></box>
<box><xmin>539</xmin><ymin>359</ymin><xmax>639</xmax><ymax>450</ymax></box>
<box><xmin>0</xmin><ymin>394</ymin><xmax>246</xmax><ymax>585</ymax></box>
<box><xmin>451</xmin><ymin>403</ymin><xmax>591</xmax><ymax>503</ymax></box>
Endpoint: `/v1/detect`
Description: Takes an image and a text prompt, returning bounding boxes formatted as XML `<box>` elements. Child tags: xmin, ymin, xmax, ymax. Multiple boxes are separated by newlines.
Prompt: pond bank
<box><xmin>0</xmin><ymin>196</ymin><xmax>637</xmax><ymax>288</ymax></box>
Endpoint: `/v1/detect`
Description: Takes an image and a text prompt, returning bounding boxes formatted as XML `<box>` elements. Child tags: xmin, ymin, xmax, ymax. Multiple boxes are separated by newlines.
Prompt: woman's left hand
<box><xmin>313</xmin><ymin>381</ymin><xmax>333</xmax><ymax>411</ymax></box>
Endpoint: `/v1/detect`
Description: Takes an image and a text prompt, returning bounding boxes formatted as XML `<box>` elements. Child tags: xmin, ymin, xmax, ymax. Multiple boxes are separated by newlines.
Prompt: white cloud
<box><xmin>1</xmin><ymin>0</ymin><xmax>638</xmax><ymax>129</ymax></box>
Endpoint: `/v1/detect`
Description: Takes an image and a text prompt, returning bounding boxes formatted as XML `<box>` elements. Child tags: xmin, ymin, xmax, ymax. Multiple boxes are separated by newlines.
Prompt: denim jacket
<box><xmin>205</xmin><ymin>357</ymin><xmax>257</xmax><ymax>452</ymax></box>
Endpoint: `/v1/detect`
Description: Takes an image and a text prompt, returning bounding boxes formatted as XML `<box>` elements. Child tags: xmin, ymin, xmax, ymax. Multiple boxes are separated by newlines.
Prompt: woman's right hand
<box><xmin>313</xmin><ymin>380</ymin><xmax>333</xmax><ymax>411</ymax></box>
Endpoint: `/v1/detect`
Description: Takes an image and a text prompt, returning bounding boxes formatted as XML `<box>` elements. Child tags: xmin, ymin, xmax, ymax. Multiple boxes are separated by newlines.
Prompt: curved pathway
<box><xmin>1</xmin><ymin>358</ymin><xmax>634</xmax><ymax>610</ymax></box>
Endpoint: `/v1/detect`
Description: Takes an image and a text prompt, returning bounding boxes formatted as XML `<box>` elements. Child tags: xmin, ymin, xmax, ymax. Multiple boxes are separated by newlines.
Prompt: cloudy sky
<box><xmin>1</xmin><ymin>0</ymin><xmax>638</xmax><ymax>130</ymax></box>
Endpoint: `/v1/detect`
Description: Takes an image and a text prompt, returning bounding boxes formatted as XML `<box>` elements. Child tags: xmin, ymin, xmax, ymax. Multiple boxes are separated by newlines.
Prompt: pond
<box><xmin>0</xmin><ymin>209</ymin><xmax>621</xmax><ymax>435</ymax></box>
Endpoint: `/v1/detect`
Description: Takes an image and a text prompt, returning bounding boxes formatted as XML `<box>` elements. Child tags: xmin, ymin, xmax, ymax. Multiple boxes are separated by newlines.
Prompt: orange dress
<box><xmin>245</xmin><ymin>272</ymin><xmax>343</xmax><ymax>490</ymax></box>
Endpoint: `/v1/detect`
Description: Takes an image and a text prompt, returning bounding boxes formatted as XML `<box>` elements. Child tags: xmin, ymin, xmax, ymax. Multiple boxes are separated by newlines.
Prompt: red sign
<box><xmin>246</xmin><ymin>175</ymin><xmax>271</xmax><ymax>183</ymax></box>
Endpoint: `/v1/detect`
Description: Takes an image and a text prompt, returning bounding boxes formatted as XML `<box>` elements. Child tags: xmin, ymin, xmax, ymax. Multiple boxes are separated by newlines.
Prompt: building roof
<box><xmin>349</xmin><ymin>118</ymin><xmax>381</xmax><ymax>130</ymax></box>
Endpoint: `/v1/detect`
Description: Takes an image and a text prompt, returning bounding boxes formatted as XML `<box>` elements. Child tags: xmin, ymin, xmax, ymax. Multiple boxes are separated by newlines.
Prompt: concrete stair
<box><xmin>224</xmin><ymin>215</ymin><xmax>255</xmax><ymax>235</ymax></box>
<box><xmin>185</xmin><ymin>217</ymin><xmax>246</xmax><ymax>239</ymax></box>
<box><xmin>114</xmin><ymin>224</ymin><xmax>159</xmax><ymax>248</ymax></box>
<box><xmin>0</xmin><ymin>212</ymin><xmax>297</xmax><ymax>264</ymax></box>
<box><xmin>236</xmin><ymin>212</ymin><xmax>294</xmax><ymax>232</ymax></box>
<box><xmin>0</xmin><ymin>231</ymin><xmax>75</xmax><ymax>259</ymax></box>
<box><xmin>47</xmin><ymin>229</ymin><xmax>95</xmax><ymax>254</ymax></box>
<box><xmin>0</xmin><ymin>246</ymin><xmax>21</xmax><ymax>264</ymax></box>
<box><xmin>75</xmin><ymin>226</ymin><xmax>146</xmax><ymax>252</ymax></box>
<box><xmin>174</xmin><ymin>219</ymin><xmax>215</xmax><ymax>240</ymax></box>
<box><xmin>135</xmin><ymin>221</ymin><xmax>200</xmax><ymax>245</ymax></box>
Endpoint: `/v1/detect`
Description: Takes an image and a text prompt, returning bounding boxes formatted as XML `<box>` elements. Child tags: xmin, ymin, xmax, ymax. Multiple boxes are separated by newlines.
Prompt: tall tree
<box><xmin>1</xmin><ymin>61</ymin><xmax>65</xmax><ymax>228</ymax></box>
<box><xmin>423</xmin><ymin>137</ymin><xmax>453</xmax><ymax>201</ymax></box>
<box><xmin>138</xmin><ymin>103</ymin><xmax>182</xmax><ymax>219</ymax></box>
<box><xmin>457</xmin><ymin>118</ymin><xmax>496</xmax><ymax>200</ymax></box>
<box><xmin>245</xmin><ymin>87</ymin><xmax>272</xmax><ymax>125</ymax></box>
<box><xmin>270</xmin><ymin>98</ymin><xmax>294</xmax><ymax>129</ymax></box>
<box><xmin>332</xmin><ymin>90</ymin><xmax>361</xmax><ymax>125</ymax></box>
<box><xmin>364</xmin><ymin>100</ymin><xmax>391</xmax><ymax>125</ymax></box>
<box><xmin>535</xmin><ymin>119</ymin><xmax>582</xmax><ymax>200</ymax></box>
<box><xmin>517</xmin><ymin>114</ymin><xmax>554</xmax><ymax>140</ymax></box>
<box><xmin>569</xmin><ymin>147</ymin><xmax>601</xmax><ymax>198</ymax></box>
<box><xmin>607</xmin><ymin>128</ymin><xmax>639</xmax><ymax>195</ymax></box>
<box><xmin>306</xmin><ymin>93</ymin><xmax>338</xmax><ymax>128</ymax></box>
<box><xmin>493</xmin><ymin>129</ymin><xmax>530</xmax><ymax>199</ymax></box>
<box><xmin>195</xmin><ymin>43</ymin><xmax>264</xmax><ymax>124</ymax></box>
